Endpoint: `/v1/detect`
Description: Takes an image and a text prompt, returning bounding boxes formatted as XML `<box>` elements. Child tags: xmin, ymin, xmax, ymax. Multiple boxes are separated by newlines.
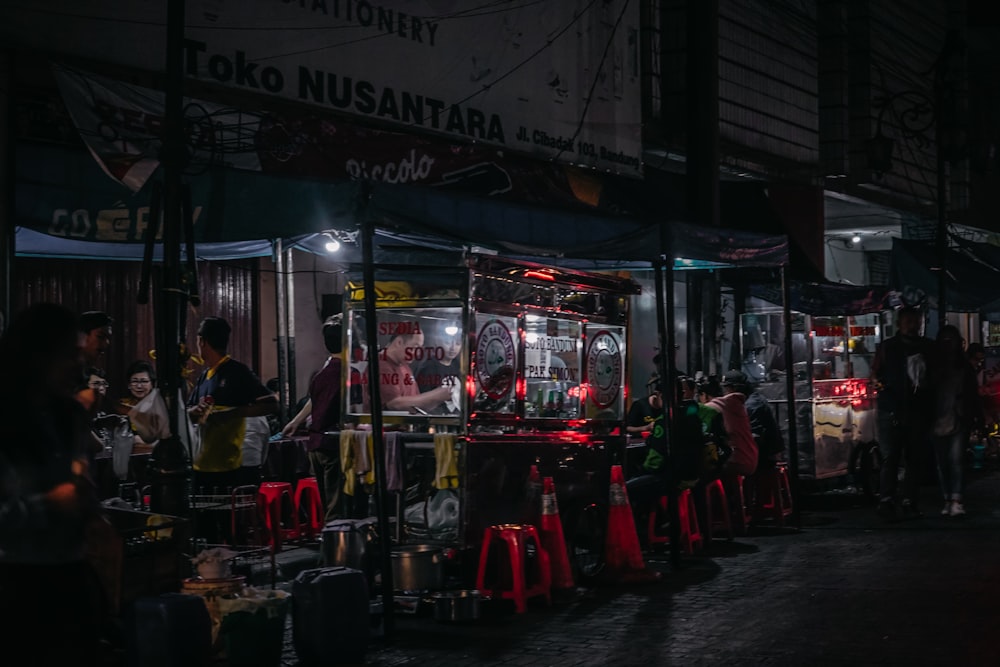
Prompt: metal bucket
<box><xmin>320</xmin><ymin>518</ymin><xmax>377</xmax><ymax>569</ymax></box>
<box><xmin>390</xmin><ymin>544</ymin><xmax>444</xmax><ymax>592</ymax></box>
<box><xmin>430</xmin><ymin>590</ymin><xmax>483</xmax><ymax>623</ymax></box>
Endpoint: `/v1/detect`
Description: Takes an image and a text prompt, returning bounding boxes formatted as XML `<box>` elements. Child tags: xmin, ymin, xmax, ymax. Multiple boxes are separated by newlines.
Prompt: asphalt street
<box><xmin>275</xmin><ymin>465</ymin><xmax>1000</xmax><ymax>667</ymax></box>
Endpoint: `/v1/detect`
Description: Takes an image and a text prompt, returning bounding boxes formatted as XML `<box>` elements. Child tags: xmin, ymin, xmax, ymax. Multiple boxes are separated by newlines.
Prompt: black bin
<box><xmin>292</xmin><ymin>566</ymin><xmax>369</xmax><ymax>665</ymax></box>
<box><xmin>125</xmin><ymin>592</ymin><xmax>213</xmax><ymax>667</ymax></box>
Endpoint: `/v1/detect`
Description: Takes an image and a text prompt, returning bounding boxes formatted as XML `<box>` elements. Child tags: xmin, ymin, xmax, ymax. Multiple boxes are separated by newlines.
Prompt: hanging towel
<box><xmin>385</xmin><ymin>431</ymin><xmax>405</xmax><ymax>493</ymax></box>
<box><xmin>352</xmin><ymin>430</ymin><xmax>375</xmax><ymax>485</ymax></box>
<box><xmin>340</xmin><ymin>430</ymin><xmax>356</xmax><ymax>496</ymax></box>
<box><xmin>432</xmin><ymin>433</ymin><xmax>459</xmax><ymax>489</ymax></box>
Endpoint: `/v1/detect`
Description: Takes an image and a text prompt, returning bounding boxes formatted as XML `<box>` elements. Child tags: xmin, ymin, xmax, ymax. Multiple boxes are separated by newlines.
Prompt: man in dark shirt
<box><xmin>283</xmin><ymin>314</ymin><xmax>346</xmax><ymax>521</ymax></box>
<box><xmin>871</xmin><ymin>306</ymin><xmax>935</xmax><ymax>519</ymax></box>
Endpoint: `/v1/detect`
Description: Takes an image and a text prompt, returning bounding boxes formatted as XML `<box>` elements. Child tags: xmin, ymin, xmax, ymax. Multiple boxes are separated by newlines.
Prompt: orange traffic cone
<box><xmin>540</xmin><ymin>476</ymin><xmax>574</xmax><ymax>591</ymax></box>
<box><xmin>521</xmin><ymin>464</ymin><xmax>542</xmax><ymax>527</ymax></box>
<box><xmin>604</xmin><ymin>465</ymin><xmax>661</xmax><ymax>583</ymax></box>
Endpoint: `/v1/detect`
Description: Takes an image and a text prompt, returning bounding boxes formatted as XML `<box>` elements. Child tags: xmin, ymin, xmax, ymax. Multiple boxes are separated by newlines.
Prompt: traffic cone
<box><xmin>604</xmin><ymin>465</ymin><xmax>661</xmax><ymax>583</ymax></box>
<box><xmin>521</xmin><ymin>464</ymin><xmax>542</xmax><ymax>527</ymax></box>
<box><xmin>540</xmin><ymin>476</ymin><xmax>574</xmax><ymax>591</ymax></box>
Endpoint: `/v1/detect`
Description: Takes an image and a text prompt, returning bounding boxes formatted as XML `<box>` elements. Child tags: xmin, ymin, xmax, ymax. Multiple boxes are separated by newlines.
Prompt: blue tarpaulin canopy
<box><xmin>16</xmin><ymin>142</ymin><xmax>789</xmax><ymax>269</ymax></box>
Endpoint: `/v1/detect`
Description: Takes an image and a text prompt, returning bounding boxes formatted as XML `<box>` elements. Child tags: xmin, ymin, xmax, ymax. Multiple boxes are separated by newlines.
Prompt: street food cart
<box><xmin>741</xmin><ymin>284</ymin><xmax>891</xmax><ymax>489</ymax></box>
<box><xmin>344</xmin><ymin>254</ymin><xmax>639</xmax><ymax>578</ymax></box>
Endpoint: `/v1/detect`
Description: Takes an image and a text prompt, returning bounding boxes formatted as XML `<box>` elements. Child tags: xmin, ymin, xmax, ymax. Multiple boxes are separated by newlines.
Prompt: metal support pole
<box><xmin>655</xmin><ymin>252</ymin><xmax>681</xmax><ymax>568</ymax></box>
<box><xmin>147</xmin><ymin>0</ymin><xmax>191</xmax><ymax>518</ymax></box>
<box><xmin>273</xmin><ymin>239</ymin><xmax>289</xmax><ymax>424</ymax></box>
<box><xmin>360</xmin><ymin>196</ymin><xmax>394</xmax><ymax>636</ymax></box>
<box><xmin>781</xmin><ymin>267</ymin><xmax>800</xmax><ymax>528</ymax></box>
<box><xmin>935</xmin><ymin>104</ymin><xmax>948</xmax><ymax>334</ymax></box>
<box><xmin>285</xmin><ymin>246</ymin><xmax>298</xmax><ymax>413</ymax></box>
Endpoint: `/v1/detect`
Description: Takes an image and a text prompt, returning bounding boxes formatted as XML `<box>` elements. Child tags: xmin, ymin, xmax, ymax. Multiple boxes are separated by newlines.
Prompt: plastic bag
<box><xmin>128</xmin><ymin>387</ymin><xmax>171</xmax><ymax>443</ymax></box>
<box><xmin>111</xmin><ymin>420</ymin><xmax>134</xmax><ymax>479</ymax></box>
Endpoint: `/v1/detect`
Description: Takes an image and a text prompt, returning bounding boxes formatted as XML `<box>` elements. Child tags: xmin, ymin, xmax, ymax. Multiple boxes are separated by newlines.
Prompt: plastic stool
<box><xmin>752</xmin><ymin>464</ymin><xmax>793</xmax><ymax>526</ymax></box>
<box><xmin>475</xmin><ymin>524</ymin><xmax>552</xmax><ymax>613</ymax></box>
<box><xmin>258</xmin><ymin>481</ymin><xmax>300</xmax><ymax>548</ymax></box>
<box><xmin>647</xmin><ymin>489</ymin><xmax>703</xmax><ymax>554</ymax></box>
<box><xmin>294</xmin><ymin>477</ymin><xmax>324</xmax><ymax>539</ymax></box>
<box><xmin>704</xmin><ymin>478</ymin><xmax>734</xmax><ymax>541</ymax></box>
<box><xmin>731</xmin><ymin>475</ymin><xmax>754</xmax><ymax>536</ymax></box>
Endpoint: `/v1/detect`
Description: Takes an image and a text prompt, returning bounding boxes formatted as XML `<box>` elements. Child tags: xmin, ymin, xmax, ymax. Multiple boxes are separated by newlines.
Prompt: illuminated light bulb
<box><xmin>445</xmin><ymin>325</ymin><xmax>459</xmax><ymax>336</ymax></box>
<box><xmin>324</xmin><ymin>239</ymin><xmax>340</xmax><ymax>253</ymax></box>
<box><xmin>851</xmin><ymin>235</ymin><xmax>861</xmax><ymax>245</ymax></box>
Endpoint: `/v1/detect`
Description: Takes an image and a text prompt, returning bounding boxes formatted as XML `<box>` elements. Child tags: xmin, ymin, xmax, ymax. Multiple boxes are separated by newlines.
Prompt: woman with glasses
<box><xmin>119</xmin><ymin>360</ymin><xmax>156</xmax><ymax>410</ymax></box>
<box><xmin>117</xmin><ymin>360</ymin><xmax>161</xmax><ymax>447</ymax></box>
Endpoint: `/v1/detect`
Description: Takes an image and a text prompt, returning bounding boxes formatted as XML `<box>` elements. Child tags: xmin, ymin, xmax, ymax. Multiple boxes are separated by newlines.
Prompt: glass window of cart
<box><xmin>522</xmin><ymin>315</ymin><xmax>582</xmax><ymax>419</ymax></box>
<box><xmin>810</xmin><ymin>314</ymin><xmax>879</xmax><ymax>379</ymax></box>
<box><xmin>583</xmin><ymin>325</ymin><xmax>626</xmax><ymax>420</ymax></box>
<box><xmin>347</xmin><ymin>307</ymin><xmax>464</xmax><ymax>417</ymax></box>
<box><xmin>471</xmin><ymin>313</ymin><xmax>519</xmax><ymax>414</ymax></box>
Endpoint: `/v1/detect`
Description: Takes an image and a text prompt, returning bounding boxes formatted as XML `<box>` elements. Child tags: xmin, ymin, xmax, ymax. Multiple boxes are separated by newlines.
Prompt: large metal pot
<box><xmin>390</xmin><ymin>544</ymin><xmax>444</xmax><ymax>592</ymax></box>
<box><xmin>320</xmin><ymin>518</ymin><xmax>377</xmax><ymax>570</ymax></box>
<box><xmin>430</xmin><ymin>590</ymin><xmax>483</xmax><ymax>623</ymax></box>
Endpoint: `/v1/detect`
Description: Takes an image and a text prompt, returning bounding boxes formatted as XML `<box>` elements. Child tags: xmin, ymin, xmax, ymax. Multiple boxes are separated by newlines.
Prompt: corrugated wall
<box><xmin>13</xmin><ymin>257</ymin><xmax>260</xmax><ymax>404</ymax></box>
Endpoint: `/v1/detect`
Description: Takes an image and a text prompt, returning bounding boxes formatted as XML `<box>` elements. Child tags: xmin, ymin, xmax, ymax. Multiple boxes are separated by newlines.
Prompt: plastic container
<box><xmin>292</xmin><ymin>567</ymin><xmax>369</xmax><ymax>665</ymax></box>
<box><xmin>125</xmin><ymin>593</ymin><xmax>213</xmax><ymax>667</ymax></box>
<box><xmin>218</xmin><ymin>589</ymin><xmax>290</xmax><ymax>667</ymax></box>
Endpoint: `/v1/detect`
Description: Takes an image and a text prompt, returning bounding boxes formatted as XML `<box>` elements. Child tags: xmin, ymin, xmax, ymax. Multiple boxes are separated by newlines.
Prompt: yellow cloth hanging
<box><xmin>432</xmin><ymin>433</ymin><xmax>459</xmax><ymax>489</ymax></box>
<box><xmin>340</xmin><ymin>430</ymin><xmax>356</xmax><ymax>496</ymax></box>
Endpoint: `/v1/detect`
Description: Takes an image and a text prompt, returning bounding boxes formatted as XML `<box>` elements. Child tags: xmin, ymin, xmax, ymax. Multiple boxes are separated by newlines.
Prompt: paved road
<box><xmin>279</xmin><ymin>467</ymin><xmax>1000</xmax><ymax>666</ymax></box>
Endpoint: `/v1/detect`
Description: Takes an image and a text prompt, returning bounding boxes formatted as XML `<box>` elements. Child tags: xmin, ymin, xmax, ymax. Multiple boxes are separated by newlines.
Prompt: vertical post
<box><xmin>935</xmin><ymin>101</ymin><xmax>948</xmax><ymax>334</ymax></box>
<box><xmin>273</xmin><ymin>239</ymin><xmax>289</xmax><ymax>424</ymax></box>
<box><xmin>0</xmin><ymin>50</ymin><xmax>12</xmax><ymax>336</ymax></box>
<box><xmin>655</xmin><ymin>246</ymin><xmax>681</xmax><ymax>568</ymax></box>
<box><xmin>781</xmin><ymin>267</ymin><xmax>800</xmax><ymax>527</ymax></box>
<box><xmin>147</xmin><ymin>0</ymin><xmax>191</xmax><ymax>517</ymax></box>
<box><xmin>360</xmin><ymin>197</ymin><xmax>394</xmax><ymax>635</ymax></box>
<box><xmin>285</xmin><ymin>246</ymin><xmax>298</xmax><ymax>413</ymax></box>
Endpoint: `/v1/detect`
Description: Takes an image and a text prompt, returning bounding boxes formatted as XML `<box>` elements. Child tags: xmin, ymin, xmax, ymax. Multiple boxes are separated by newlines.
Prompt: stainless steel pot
<box><xmin>431</xmin><ymin>590</ymin><xmax>483</xmax><ymax>623</ymax></box>
<box><xmin>390</xmin><ymin>544</ymin><xmax>444</xmax><ymax>592</ymax></box>
<box><xmin>320</xmin><ymin>518</ymin><xmax>377</xmax><ymax>570</ymax></box>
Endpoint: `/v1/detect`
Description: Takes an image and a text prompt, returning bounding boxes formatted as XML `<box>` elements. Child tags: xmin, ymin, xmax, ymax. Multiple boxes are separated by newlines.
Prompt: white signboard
<box><xmin>3</xmin><ymin>0</ymin><xmax>643</xmax><ymax>177</ymax></box>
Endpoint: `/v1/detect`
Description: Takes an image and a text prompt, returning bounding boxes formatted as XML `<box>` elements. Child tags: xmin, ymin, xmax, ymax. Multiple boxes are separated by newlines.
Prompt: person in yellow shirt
<box><xmin>187</xmin><ymin>316</ymin><xmax>278</xmax><ymax>491</ymax></box>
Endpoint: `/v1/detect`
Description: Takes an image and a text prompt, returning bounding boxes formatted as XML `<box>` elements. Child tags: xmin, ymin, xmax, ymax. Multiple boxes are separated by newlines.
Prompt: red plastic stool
<box><xmin>475</xmin><ymin>524</ymin><xmax>552</xmax><ymax>613</ymax></box>
<box><xmin>752</xmin><ymin>464</ymin><xmax>793</xmax><ymax>526</ymax></box>
<box><xmin>647</xmin><ymin>489</ymin><xmax>703</xmax><ymax>553</ymax></box>
<box><xmin>294</xmin><ymin>477</ymin><xmax>324</xmax><ymax>539</ymax></box>
<box><xmin>704</xmin><ymin>478</ymin><xmax>734</xmax><ymax>541</ymax></box>
<box><xmin>258</xmin><ymin>481</ymin><xmax>300</xmax><ymax>549</ymax></box>
<box><xmin>730</xmin><ymin>474</ymin><xmax>754</xmax><ymax>536</ymax></box>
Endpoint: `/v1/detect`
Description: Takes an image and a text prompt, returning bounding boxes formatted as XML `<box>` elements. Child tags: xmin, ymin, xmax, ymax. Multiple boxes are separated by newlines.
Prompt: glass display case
<box><xmin>739</xmin><ymin>306</ymin><xmax>885</xmax><ymax>481</ymax></box>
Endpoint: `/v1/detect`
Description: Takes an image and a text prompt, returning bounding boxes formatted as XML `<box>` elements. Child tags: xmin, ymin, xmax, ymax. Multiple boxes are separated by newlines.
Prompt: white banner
<box><xmin>4</xmin><ymin>0</ymin><xmax>643</xmax><ymax>177</ymax></box>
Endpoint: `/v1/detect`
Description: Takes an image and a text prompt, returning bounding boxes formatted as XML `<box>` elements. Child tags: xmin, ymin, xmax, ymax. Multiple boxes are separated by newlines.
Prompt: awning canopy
<box><xmin>17</xmin><ymin>143</ymin><xmax>789</xmax><ymax>270</ymax></box>
<box><xmin>749</xmin><ymin>280</ymin><xmax>894</xmax><ymax>315</ymax></box>
<box><xmin>889</xmin><ymin>237</ymin><xmax>1000</xmax><ymax>312</ymax></box>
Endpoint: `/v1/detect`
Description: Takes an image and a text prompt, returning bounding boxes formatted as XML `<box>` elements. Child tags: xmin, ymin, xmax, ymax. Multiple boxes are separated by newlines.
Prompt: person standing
<box><xmin>283</xmin><ymin>314</ymin><xmax>347</xmax><ymax>521</ymax></box>
<box><xmin>930</xmin><ymin>326</ymin><xmax>980</xmax><ymax>517</ymax></box>
<box><xmin>187</xmin><ymin>316</ymin><xmax>278</xmax><ymax>490</ymax></box>
<box><xmin>871</xmin><ymin>306</ymin><xmax>935</xmax><ymax>519</ymax></box>
<box><xmin>363</xmin><ymin>319</ymin><xmax>452</xmax><ymax>413</ymax></box>
<box><xmin>415</xmin><ymin>321</ymin><xmax>463</xmax><ymax>414</ymax></box>
<box><xmin>0</xmin><ymin>303</ymin><xmax>105</xmax><ymax>665</ymax></box>
<box><xmin>78</xmin><ymin>311</ymin><xmax>112</xmax><ymax>368</ymax></box>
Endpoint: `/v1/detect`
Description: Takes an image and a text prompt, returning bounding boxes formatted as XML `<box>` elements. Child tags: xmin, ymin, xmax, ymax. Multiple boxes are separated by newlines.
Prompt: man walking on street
<box><xmin>871</xmin><ymin>306</ymin><xmax>935</xmax><ymax>519</ymax></box>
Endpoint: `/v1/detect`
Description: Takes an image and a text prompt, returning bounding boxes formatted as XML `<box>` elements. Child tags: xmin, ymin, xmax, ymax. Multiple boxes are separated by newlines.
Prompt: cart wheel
<box><xmin>859</xmin><ymin>443</ymin><xmax>881</xmax><ymax>503</ymax></box>
<box><xmin>567</xmin><ymin>502</ymin><xmax>606</xmax><ymax>581</ymax></box>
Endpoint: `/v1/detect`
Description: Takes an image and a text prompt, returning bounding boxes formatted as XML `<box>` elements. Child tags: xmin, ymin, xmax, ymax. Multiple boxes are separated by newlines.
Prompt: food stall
<box><xmin>744</xmin><ymin>282</ymin><xmax>892</xmax><ymax>488</ymax></box>
<box><xmin>344</xmin><ymin>253</ymin><xmax>639</xmax><ymax>579</ymax></box>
